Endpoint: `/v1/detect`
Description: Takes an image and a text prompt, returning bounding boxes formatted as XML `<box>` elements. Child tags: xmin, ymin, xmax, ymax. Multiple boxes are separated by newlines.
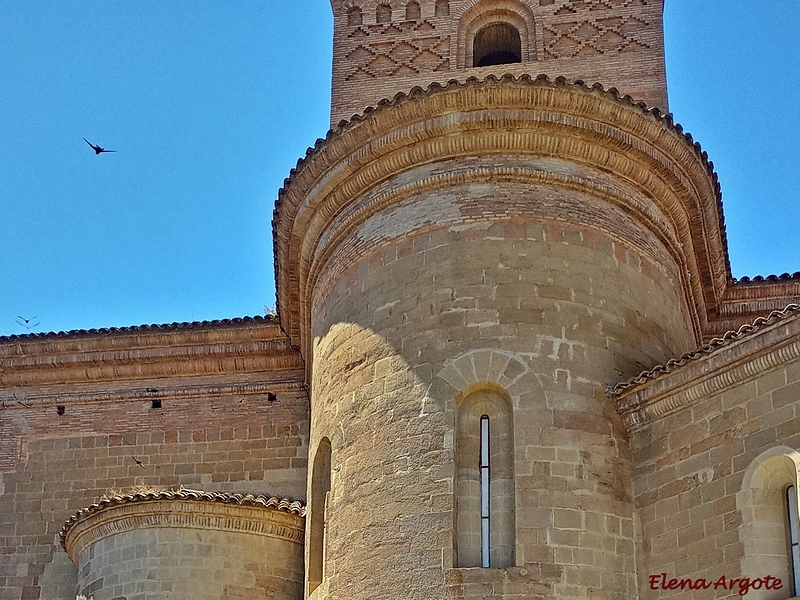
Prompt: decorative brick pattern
<box><xmin>330</xmin><ymin>0</ymin><xmax>668</xmax><ymax>124</ymax></box>
<box><xmin>3</xmin><ymin>4</ymin><xmax>800</xmax><ymax>600</ymax></box>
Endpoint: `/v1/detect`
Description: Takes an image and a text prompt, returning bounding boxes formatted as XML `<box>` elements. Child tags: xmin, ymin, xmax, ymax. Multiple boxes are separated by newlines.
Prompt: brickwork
<box><xmin>2</xmin><ymin>3</ymin><xmax>800</xmax><ymax>599</ymax></box>
<box><xmin>329</xmin><ymin>0</ymin><xmax>667</xmax><ymax>124</ymax></box>
<box><xmin>617</xmin><ymin>313</ymin><xmax>800</xmax><ymax>599</ymax></box>
<box><xmin>0</xmin><ymin>324</ymin><xmax>308</xmax><ymax>600</ymax></box>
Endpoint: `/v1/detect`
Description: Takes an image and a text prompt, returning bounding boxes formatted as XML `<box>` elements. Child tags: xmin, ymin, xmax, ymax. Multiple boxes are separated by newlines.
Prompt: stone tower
<box><xmin>274</xmin><ymin>1</ymin><xmax>723</xmax><ymax>599</ymax></box>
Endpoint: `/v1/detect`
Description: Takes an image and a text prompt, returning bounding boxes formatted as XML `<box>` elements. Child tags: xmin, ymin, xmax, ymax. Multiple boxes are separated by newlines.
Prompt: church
<box><xmin>2</xmin><ymin>1</ymin><xmax>800</xmax><ymax>599</ymax></box>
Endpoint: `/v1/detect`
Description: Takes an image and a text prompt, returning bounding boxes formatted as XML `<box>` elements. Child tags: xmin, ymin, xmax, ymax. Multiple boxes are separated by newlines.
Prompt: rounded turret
<box><xmin>274</xmin><ymin>75</ymin><xmax>723</xmax><ymax>599</ymax></box>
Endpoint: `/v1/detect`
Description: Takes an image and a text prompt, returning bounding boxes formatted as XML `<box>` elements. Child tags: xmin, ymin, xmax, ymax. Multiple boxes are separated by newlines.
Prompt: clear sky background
<box><xmin>1</xmin><ymin>2</ymin><xmax>798</xmax><ymax>337</ymax></box>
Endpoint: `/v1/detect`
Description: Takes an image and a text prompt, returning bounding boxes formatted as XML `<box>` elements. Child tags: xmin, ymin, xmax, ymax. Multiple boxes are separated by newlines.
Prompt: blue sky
<box><xmin>1</xmin><ymin>2</ymin><xmax>798</xmax><ymax>337</ymax></box>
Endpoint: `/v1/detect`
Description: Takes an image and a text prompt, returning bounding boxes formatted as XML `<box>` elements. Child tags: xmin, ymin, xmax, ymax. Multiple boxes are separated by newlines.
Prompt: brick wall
<box><xmin>623</xmin><ymin>318</ymin><xmax>800</xmax><ymax>599</ymax></box>
<box><xmin>330</xmin><ymin>0</ymin><xmax>667</xmax><ymax>124</ymax></box>
<box><xmin>0</xmin><ymin>325</ymin><xmax>308</xmax><ymax>600</ymax></box>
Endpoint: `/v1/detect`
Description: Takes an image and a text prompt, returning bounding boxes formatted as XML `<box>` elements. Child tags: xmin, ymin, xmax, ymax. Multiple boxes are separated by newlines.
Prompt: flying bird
<box><xmin>15</xmin><ymin>316</ymin><xmax>40</xmax><ymax>330</ymax></box>
<box><xmin>131</xmin><ymin>456</ymin><xmax>146</xmax><ymax>468</ymax></box>
<box><xmin>83</xmin><ymin>138</ymin><xmax>116</xmax><ymax>154</ymax></box>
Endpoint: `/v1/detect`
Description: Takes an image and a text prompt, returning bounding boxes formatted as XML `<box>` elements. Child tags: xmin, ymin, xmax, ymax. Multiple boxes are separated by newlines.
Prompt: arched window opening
<box><xmin>435</xmin><ymin>0</ymin><xmax>449</xmax><ymax>17</ymax></box>
<box><xmin>788</xmin><ymin>485</ymin><xmax>800</xmax><ymax>595</ymax></box>
<box><xmin>739</xmin><ymin>450</ymin><xmax>800</xmax><ymax>595</ymax></box>
<box><xmin>456</xmin><ymin>386</ymin><xmax>514</xmax><ymax>569</ymax></box>
<box><xmin>348</xmin><ymin>6</ymin><xmax>363</xmax><ymax>26</ymax></box>
<box><xmin>376</xmin><ymin>3</ymin><xmax>392</xmax><ymax>23</ymax></box>
<box><xmin>473</xmin><ymin>22</ymin><xmax>522</xmax><ymax>67</ymax></box>
<box><xmin>405</xmin><ymin>1</ymin><xmax>421</xmax><ymax>21</ymax></box>
<box><xmin>308</xmin><ymin>438</ymin><xmax>332</xmax><ymax>594</ymax></box>
<box><xmin>479</xmin><ymin>415</ymin><xmax>491</xmax><ymax>567</ymax></box>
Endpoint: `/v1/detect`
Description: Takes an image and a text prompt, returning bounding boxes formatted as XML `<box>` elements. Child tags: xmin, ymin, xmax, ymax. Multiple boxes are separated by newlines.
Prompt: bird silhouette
<box><xmin>83</xmin><ymin>138</ymin><xmax>116</xmax><ymax>154</ymax></box>
<box><xmin>15</xmin><ymin>316</ymin><xmax>40</xmax><ymax>329</ymax></box>
<box><xmin>132</xmin><ymin>456</ymin><xmax>146</xmax><ymax>468</ymax></box>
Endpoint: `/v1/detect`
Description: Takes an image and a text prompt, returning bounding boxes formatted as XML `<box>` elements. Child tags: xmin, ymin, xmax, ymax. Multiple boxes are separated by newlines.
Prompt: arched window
<box><xmin>455</xmin><ymin>386</ymin><xmax>514</xmax><ymax>568</ymax></box>
<box><xmin>405</xmin><ymin>1</ymin><xmax>421</xmax><ymax>21</ymax></box>
<box><xmin>376</xmin><ymin>3</ymin><xmax>392</xmax><ymax>23</ymax></box>
<box><xmin>788</xmin><ymin>484</ymin><xmax>800</xmax><ymax>595</ymax></box>
<box><xmin>435</xmin><ymin>0</ymin><xmax>449</xmax><ymax>17</ymax></box>
<box><xmin>739</xmin><ymin>449</ymin><xmax>800</xmax><ymax>594</ymax></box>
<box><xmin>308</xmin><ymin>438</ymin><xmax>332</xmax><ymax>594</ymax></box>
<box><xmin>456</xmin><ymin>1</ymin><xmax>536</xmax><ymax>69</ymax></box>
<box><xmin>473</xmin><ymin>22</ymin><xmax>522</xmax><ymax>67</ymax></box>
<box><xmin>347</xmin><ymin>6</ymin><xmax>363</xmax><ymax>26</ymax></box>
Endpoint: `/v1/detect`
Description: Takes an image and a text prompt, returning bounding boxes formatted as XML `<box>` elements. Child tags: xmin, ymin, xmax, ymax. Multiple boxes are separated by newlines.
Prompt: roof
<box><xmin>0</xmin><ymin>315</ymin><xmax>276</xmax><ymax>343</ymax></box>
<box><xmin>272</xmin><ymin>75</ymin><xmax>728</xmax><ymax>279</ymax></box>
<box><xmin>610</xmin><ymin>303</ymin><xmax>800</xmax><ymax>396</ymax></box>
<box><xmin>60</xmin><ymin>489</ymin><xmax>306</xmax><ymax>551</ymax></box>
<box><xmin>271</xmin><ymin>73</ymin><xmax>732</xmax><ymax>353</ymax></box>
<box><xmin>734</xmin><ymin>272</ymin><xmax>800</xmax><ymax>284</ymax></box>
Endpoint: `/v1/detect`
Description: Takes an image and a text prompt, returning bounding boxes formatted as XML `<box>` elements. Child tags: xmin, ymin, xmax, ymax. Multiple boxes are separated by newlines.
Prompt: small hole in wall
<box><xmin>267</xmin><ymin>392</ymin><xmax>277</xmax><ymax>403</ymax></box>
<box><xmin>151</xmin><ymin>399</ymin><xmax>162</xmax><ymax>409</ymax></box>
<box><xmin>56</xmin><ymin>405</ymin><xmax>65</xmax><ymax>415</ymax></box>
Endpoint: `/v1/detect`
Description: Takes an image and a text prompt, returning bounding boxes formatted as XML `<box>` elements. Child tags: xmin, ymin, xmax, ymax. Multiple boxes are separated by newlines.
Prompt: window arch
<box><xmin>456</xmin><ymin>0</ymin><xmax>536</xmax><ymax>69</ymax></box>
<box><xmin>473</xmin><ymin>22</ymin><xmax>522</xmax><ymax>67</ymax></box>
<box><xmin>308</xmin><ymin>438</ymin><xmax>332</xmax><ymax>594</ymax></box>
<box><xmin>435</xmin><ymin>0</ymin><xmax>449</xmax><ymax>17</ymax></box>
<box><xmin>455</xmin><ymin>384</ymin><xmax>514</xmax><ymax>568</ymax></box>
<box><xmin>347</xmin><ymin>6</ymin><xmax>363</xmax><ymax>26</ymax></box>
<box><xmin>739</xmin><ymin>448</ymin><xmax>800</xmax><ymax>596</ymax></box>
<box><xmin>376</xmin><ymin>3</ymin><xmax>392</xmax><ymax>23</ymax></box>
<box><xmin>405</xmin><ymin>1</ymin><xmax>421</xmax><ymax>21</ymax></box>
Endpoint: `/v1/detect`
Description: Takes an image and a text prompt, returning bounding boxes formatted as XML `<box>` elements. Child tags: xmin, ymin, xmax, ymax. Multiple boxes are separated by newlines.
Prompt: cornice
<box><xmin>0</xmin><ymin>315</ymin><xmax>275</xmax><ymax>343</ymax></box>
<box><xmin>707</xmin><ymin>277</ymin><xmax>800</xmax><ymax>337</ymax></box>
<box><xmin>0</xmin><ymin>381</ymin><xmax>306</xmax><ymax>408</ymax></box>
<box><xmin>0</xmin><ymin>317</ymin><xmax>304</xmax><ymax>386</ymax></box>
<box><xmin>60</xmin><ymin>490</ymin><xmax>306</xmax><ymax>563</ymax></box>
<box><xmin>273</xmin><ymin>75</ymin><xmax>727</xmax><ymax>361</ymax></box>
<box><xmin>613</xmin><ymin>304</ymin><xmax>800</xmax><ymax>430</ymax></box>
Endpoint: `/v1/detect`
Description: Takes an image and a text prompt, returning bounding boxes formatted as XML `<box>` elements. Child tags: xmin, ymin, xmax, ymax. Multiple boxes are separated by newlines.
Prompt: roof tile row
<box><xmin>610</xmin><ymin>303</ymin><xmax>800</xmax><ymax>396</ymax></box>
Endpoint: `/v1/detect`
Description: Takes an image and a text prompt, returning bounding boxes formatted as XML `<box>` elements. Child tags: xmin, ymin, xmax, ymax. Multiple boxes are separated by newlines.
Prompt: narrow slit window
<box><xmin>480</xmin><ymin>415</ymin><xmax>490</xmax><ymax>568</ymax></box>
<box><xmin>788</xmin><ymin>485</ymin><xmax>800</xmax><ymax>595</ymax></box>
<box><xmin>456</xmin><ymin>388</ymin><xmax>514</xmax><ymax>569</ymax></box>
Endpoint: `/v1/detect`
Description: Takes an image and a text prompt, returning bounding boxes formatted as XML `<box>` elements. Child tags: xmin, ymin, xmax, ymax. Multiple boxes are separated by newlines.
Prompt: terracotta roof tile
<box><xmin>272</xmin><ymin>73</ymin><xmax>730</xmax><ymax>310</ymax></box>
<box><xmin>734</xmin><ymin>272</ymin><xmax>800</xmax><ymax>284</ymax></box>
<box><xmin>60</xmin><ymin>489</ymin><xmax>305</xmax><ymax>550</ymax></box>
<box><xmin>0</xmin><ymin>315</ymin><xmax>275</xmax><ymax>343</ymax></box>
<box><xmin>610</xmin><ymin>303</ymin><xmax>800</xmax><ymax>396</ymax></box>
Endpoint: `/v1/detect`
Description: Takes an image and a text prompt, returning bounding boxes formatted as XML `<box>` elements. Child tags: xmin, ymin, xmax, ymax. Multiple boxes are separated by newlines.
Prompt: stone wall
<box><xmin>618</xmin><ymin>309</ymin><xmax>800</xmax><ymax>599</ymax></box>
<box><xmin>305</xmin><ymin>180</ymin><xmax>695</xmax><ymax>599</ymax></box>
<box><xmin>62</xmin><ymin>493</ymin><xmax>305</xmax><ymax>600</ymax></box>
<box><xmin>0</xmin><ymin>321</ymin><xmax>309</xmax><ymax>600</ymax></box>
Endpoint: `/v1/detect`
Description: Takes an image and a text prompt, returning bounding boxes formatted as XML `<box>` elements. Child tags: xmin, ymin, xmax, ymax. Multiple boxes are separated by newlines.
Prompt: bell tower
<box><xmin>329</xmin><ymin>0</ymin><xmax>668</xmax><ymax>124</ymax></box>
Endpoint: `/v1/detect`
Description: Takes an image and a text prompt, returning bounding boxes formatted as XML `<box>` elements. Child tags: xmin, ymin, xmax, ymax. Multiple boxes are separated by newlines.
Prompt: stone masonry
<box><xmin>2</xmin><ymin>1</ymin><xmax>800</xmax><ymax>599</ymax></box>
